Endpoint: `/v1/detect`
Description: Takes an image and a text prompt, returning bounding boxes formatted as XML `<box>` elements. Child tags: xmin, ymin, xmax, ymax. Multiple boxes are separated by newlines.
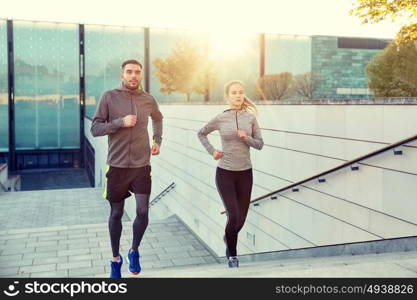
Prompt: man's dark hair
<box><xmin>121</xmin><ymin>59</ymin><xmax>142</xmax><ymax>70</ymax></box>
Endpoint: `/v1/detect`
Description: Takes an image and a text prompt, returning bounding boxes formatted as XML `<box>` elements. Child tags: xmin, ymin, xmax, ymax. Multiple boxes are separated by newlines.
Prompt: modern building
<box><xmin>1</xmin><ymin>19</ymin><xmax>416</xmax><ymax>275</ymax></box>
<box><xmin>0</xmin><ymin>18</ymin><xmax>390</xmax><ymax>175</ymax></box>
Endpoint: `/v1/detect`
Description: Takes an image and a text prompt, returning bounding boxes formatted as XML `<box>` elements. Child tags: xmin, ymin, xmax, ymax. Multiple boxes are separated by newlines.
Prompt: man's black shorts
<box><xmin>104</xmin><ymin>165</ymin><xmax>152</xmax><ymax>202</ymax></box>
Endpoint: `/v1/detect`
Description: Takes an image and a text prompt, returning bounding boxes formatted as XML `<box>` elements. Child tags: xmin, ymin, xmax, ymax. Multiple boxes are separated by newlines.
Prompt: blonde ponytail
<box><xmin>242</xmin><ymin>96</ymin><xmax>258</xmax><ymax>115</ymax></box>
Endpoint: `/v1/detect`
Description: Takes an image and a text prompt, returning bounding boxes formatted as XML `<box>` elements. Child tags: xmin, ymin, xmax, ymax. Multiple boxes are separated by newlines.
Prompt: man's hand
<box><xmin>151</xmin><ymin>143</ymin><xmax>160</xmax><ymax>155</ymax></box>
<box><xmin>212</xmin><ymin>150</ymin><xmax>224</xmax><ymax>160</ymax></box>
<box><xmin>237</xmin><ymin>130</ymin><xmax>249</xmax><ymax>140</ymax></box>
<box><xmin>122</xmin><ymin>115</ymin><xmax>137</xmax><ymax>127</ymax></box>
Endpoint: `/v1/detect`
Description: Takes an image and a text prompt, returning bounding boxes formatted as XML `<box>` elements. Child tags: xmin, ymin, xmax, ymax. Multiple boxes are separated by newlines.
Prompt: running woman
<box><xmin>197</xmin><ymin>80</ymin><xmax>264</xmax><ymax>268</ymax></box>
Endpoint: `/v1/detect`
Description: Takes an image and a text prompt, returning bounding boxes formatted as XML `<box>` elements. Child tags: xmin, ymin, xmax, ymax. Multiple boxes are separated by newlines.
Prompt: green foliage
<box><xmin>367</xmin><ymin>41</ymin><xmax>417</xmax><ymax>96</ymax></box>
<box><xmin>350</xmin><ymin>0</ymin><xmax>417</xmax><ymax>44</ymax></box>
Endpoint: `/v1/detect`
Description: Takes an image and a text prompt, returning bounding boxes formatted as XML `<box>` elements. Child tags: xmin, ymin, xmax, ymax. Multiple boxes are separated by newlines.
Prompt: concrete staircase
<box><xmin>0</xmin><ymin>187</ymin><xmax>416</xmax><ymax>278</ymax></box>
<box><xmin>0</xmin><ymin>188</ymin><xmax>218</xmax><ymax>277</ymax></box>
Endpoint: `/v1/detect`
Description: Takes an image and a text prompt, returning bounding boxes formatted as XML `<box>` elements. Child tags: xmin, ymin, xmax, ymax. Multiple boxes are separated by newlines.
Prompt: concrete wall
<box><xmin>85</xmin><ymin>100</ymin><xmax>417</xmax><ymax>257</ymax></box>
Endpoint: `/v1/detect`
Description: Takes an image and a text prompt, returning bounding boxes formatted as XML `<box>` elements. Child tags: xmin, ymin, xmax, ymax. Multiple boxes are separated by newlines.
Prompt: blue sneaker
<box><xmin>110</xmin><ymin>255</ymin><xmax>123</xmax><ymax>278</ymax></box>
<box><xmin>127</xmin><ymin>249</ymin><xmax>141</xmax><ymax>274</ymax></box>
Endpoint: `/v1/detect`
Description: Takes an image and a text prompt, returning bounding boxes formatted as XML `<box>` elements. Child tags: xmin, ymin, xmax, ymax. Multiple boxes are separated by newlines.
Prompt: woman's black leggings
<box><xmin>108</xmin><ymin>194</ymin><xmax>150</xmax><ymax>258</ymax></box>
<box><xmin>215</xmin><ymin>167</ymin><xmax>253</xmax><ymax>257</ymax></box>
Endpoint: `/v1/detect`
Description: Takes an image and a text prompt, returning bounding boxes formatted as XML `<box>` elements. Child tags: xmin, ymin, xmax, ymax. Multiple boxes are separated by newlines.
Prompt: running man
<box><xmin>91</xmin><ymin>59</ymin><xmax>163</xmax><ymax>278</ymax></box>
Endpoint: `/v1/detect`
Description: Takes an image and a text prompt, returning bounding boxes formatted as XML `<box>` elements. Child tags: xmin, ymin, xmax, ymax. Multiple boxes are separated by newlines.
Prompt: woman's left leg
<box><xmin>235</xmin><ymin>169</ymin><xmax>253</xmax><ymax>234</ymax></box>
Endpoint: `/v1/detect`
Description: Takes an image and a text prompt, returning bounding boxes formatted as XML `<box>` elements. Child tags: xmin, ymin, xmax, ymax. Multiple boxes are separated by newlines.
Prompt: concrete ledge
<box><xmin>238</xmin><ymin>236</ymin><xmax>417</xmax><ymax>263</ymax></box>
<box><xmin>159</xmin><ymin>97</ymin><xmax>417</xmax><ymax>105</ymax></box>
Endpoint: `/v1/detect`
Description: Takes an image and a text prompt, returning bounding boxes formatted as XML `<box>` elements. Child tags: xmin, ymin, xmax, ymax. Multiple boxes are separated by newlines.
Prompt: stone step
<box><xmin>0</xmin><ymin>188</ymin><xmax>125</xmax><ymax>230</ymax></box>
<box><xmin>0</xmin><ymin>215</ymin><xmax>219</xmax><ymax>278</ymax></box>
<box><xmin>134</xmin><ymin>250</ymin><xmax>417</xmax><ymax>278</ymax></box>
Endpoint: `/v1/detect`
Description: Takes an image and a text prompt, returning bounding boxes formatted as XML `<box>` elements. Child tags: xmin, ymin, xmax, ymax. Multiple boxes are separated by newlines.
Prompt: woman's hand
<box><xmin>212</xmin><ymin>150</ymin><xmax>224</xmax><ymax>160</ymax></box>
<box><xmin>237</xmin><ymin>130</ymin><xmax>249</xmax><ymax>140</ymax></box>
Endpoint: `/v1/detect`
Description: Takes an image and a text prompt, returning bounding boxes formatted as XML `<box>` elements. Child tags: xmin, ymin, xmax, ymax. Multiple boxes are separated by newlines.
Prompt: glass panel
<box><xmin>312</xmin><ymin>36</ymin><xmax>379</xmax><ymax>99</ymax></box>
<box><xmin>13</xmin><ymin>21</ymin><xmax>79</xmax><ymax>150</ymax></box>
<box><xmin>208</xmin><ymin>33</ymin><xmax>259</xmax><ymax>102</ymax></box>
<box><xmin>264</xmin><ymin>34</ymin><xmax>312</xmax><ymax>100</ymax></box>
<box><xmin>150</xmin><ymin>28</ymin><xmax>207</xmax><ymax>103</ymax></box>
<box><xmin>85</xmin><ymin>25</ymin><xmax>144</xmax><ymax>118</ymax></box>
<box><xmin>265</xmin><ymin>34</ymin><xmax>312</xmax><ymax>75</ymax></box>
<box><xmin>0</xmin><ymin>20</ymin><xmax>8</xmax><ymax>152</ymax></box>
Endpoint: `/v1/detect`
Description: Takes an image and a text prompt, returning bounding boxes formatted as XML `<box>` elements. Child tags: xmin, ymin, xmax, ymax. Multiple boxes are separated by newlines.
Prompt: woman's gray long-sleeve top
<box><xmin>197</xmin><ymin>109</ymin><xmax>264</xmax><ymax>171</ymax></box>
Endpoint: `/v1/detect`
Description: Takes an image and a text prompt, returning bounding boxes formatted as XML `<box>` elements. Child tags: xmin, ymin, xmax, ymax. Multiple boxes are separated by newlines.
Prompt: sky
<box><xmin>0</xmin><ymin>0</ymin><xmax>402</xmax><ymax>39</ymax></box>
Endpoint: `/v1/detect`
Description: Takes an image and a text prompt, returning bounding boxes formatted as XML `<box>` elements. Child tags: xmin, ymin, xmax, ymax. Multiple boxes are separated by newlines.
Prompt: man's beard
<box><xmin>123</xmin><ymin>81</ymin><xmax>139</xmax><ymax>90</ymax></box>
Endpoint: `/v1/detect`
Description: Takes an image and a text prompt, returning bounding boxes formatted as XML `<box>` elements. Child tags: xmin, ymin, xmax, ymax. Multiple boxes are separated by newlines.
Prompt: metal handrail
<box><xmin>221</xmin><ymin>133</ymin><xmax>417</xmax><ymax>214</ymax></box>
<box><xmin>149</xmin><ymin>182</ymin><xmax>176</xmax><ymax>207</ymax></box>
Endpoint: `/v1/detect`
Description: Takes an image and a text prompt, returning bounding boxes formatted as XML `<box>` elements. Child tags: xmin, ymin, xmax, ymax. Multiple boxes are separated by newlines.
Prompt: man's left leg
<box><xmin>132</xmin><ymin>193</ymin><xmax>150</xmax><ymax>250</ymax></box>
<box><xmin>127</xmin><ymin>165</ymin><xmax>152</xmax><ymax>274</ymax></box>
<box><xmin>127</xmin><ymin>194</ymin><xmax>149</xmax><ymax>274</ymax></box>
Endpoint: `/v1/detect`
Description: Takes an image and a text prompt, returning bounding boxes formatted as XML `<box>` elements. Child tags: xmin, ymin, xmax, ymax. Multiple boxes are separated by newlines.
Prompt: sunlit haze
<box><xmin>1</xmin><ymin>0</ymin><xmax>401</xmax><ymax>39</ymax></box>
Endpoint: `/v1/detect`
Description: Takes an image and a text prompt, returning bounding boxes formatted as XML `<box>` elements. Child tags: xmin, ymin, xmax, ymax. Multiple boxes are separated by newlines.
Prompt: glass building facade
<box><xmin>85</xmin><ymin>25</ymin><xmax>144</xmax><ymax>118</ymax></box>
<box><xmin>210</xmin><ymin>33</ymin><xmax>260</xmax><ymax>101</ymax></box>
<box><xmin>0</xmin><ymin>20</ymin><xmax>7</xmax><ymax>152</ymax></box>
<box><xmin>150</xmin><ymin>28</ymin><xmax>207</xmax><ymax>103</ymax></box>
<box><xmin>0</xmin><ymin>18</ymin><xmax>388</xmax><ymax>171</ymax></box>
<box><xmin>13</xmin><ymin>21</ymin><xmax>79</xmax><ymax>150</ymax></box>
<box><xmin>311</xmin><ymin>36</ymin><xmax>383</xmax><ymax>99</ymax></box>
<box><xmin>265</xmin><ymin>33</ymin><xmax>311</xmax><ymax>75</ymax></box>
<box><xmin>150</xmin><ymin>29</ymin><xmax>261</xmax><ymax>103</ymax></box>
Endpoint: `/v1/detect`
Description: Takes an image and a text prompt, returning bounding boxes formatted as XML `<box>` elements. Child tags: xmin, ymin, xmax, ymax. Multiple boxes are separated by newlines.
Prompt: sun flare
<box><xmin>208</xmin><ymin>30</ymin><xmax>255</xmax><ymax>58</ymax></box>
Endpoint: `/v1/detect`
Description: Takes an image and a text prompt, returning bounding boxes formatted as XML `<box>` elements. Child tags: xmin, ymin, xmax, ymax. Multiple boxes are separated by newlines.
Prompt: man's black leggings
<box><xmin>108</xmin><ymin>193</ymin><xmax>150</xmax><ymax>258</ymax></box>
<box><xmin>215</xmin><ymin>167</ymin><xmax>253</xmax><ymax>257</ymax></box>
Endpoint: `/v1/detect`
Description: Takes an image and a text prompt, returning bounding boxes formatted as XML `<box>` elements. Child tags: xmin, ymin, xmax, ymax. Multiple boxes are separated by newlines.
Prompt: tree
<box><xmin>256</xmin><ymin>73</ymin><xmax>293</xmax><ymax>101</ymax></box>
<box><xmin>153</xmin><ymin>40</ymin><xmax>216</xmax><ymax>102</ymax></box>
<box><xmin>292</xmin><ymin>72</ymin><xmax>320</xmax><ymax>99</ymax></box>
<box><xmin>367</xmin><ymin>41</ymin><xmax>417</xmax><ymax>96</ymax></box>
<box><xmin>350</xmin><ymin>0</ymin><xmax>417</xmax><ymax>44</ymax></box>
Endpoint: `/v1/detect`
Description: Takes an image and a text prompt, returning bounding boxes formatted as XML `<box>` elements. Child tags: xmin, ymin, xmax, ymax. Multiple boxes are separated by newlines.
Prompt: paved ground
<box><xmin>0</xmin><ymin>215</ymin><xmax>218</xmax><ymax>278</ymax></box>
<box><xmin>0</xmin><ymin>187</ymin><xmax>218</xmax><ymax>278</ymax></box>
<box><xmin>0</xmin><ymin>188</ymin><xmax>129</xmax><ymax>230</ymax></box>
<box><xmin>19</xmin><ymin>168</ymin><xmax>92</xmax><ymax>191</ymax></box>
